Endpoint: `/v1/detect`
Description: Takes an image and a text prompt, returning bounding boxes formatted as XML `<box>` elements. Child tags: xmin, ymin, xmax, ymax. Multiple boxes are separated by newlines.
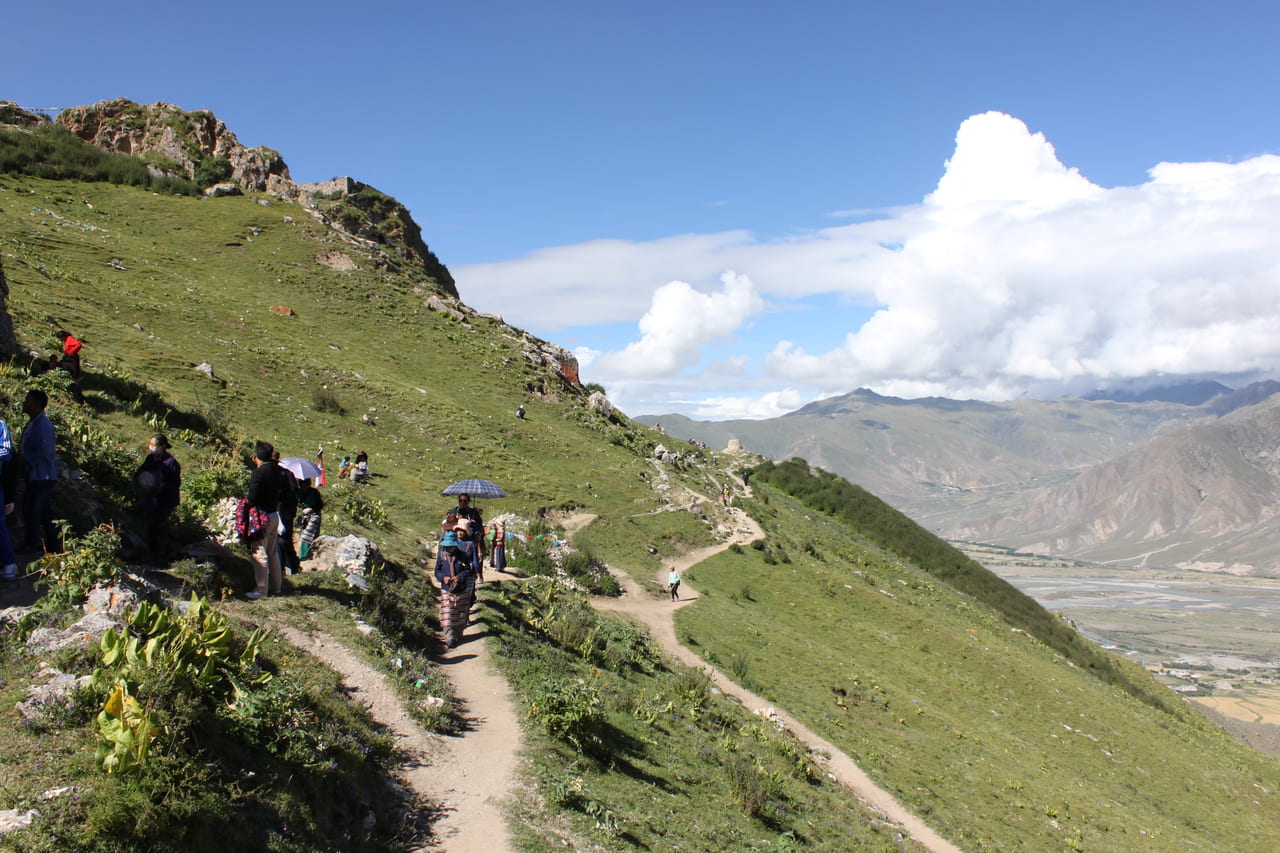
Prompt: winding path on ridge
<box><xmin>272</xmin><ymin>494</ymin><xmax>959</xmax><ymax>853</ymax></box>
<box><xmin>583</xmin><ymin>505</ymin><xmax>963</xmax><ymax>853</ymax></box>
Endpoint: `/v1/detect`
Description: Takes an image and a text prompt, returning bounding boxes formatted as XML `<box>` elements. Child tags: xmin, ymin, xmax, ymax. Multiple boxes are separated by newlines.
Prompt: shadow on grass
<box><xmin>78</xmin><ymin>368</ymin><xmax>218</xmax><ymax>434</ymax></box>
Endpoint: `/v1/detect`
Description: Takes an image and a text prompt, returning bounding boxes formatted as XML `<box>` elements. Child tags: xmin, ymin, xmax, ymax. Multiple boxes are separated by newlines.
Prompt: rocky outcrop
<box><xmin>50</xmin><ymin>99</ymin><xmax>458</xmax><ymax>297</ymax></box>
<box><xmin>293</xmin><ymin>178</ymin><xmax>457</xmax><ymax>296</ymax></box>
<box><xmin>56</xmin><ymin>99</ymin><xmax>291</xmax><ymax>193</ymax></box>
<box><xmin>0</xmin><ymin>101</ymin><xmax>48</xmax><ymax>129</ymax></box>
<box><xmin>522</xmin><ymin>334</ymin><xmax>580</xmax><ymax>388</ymax></box>
<box><xmin>587</xmin><ymin>390</ymin><xmax>614</xmax><ymax>417</ymax></box>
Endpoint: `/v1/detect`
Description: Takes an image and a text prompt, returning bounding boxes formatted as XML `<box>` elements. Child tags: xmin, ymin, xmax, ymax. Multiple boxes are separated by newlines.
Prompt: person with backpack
<box><xmin>0</xmin><ymin>417</ymin><xmax>18</xmax><ymax>581</ymax></box>
<box><xmin>245</xmin><ymin>441</ymin><xmax>284</xmax><ymax>599</ymax></box>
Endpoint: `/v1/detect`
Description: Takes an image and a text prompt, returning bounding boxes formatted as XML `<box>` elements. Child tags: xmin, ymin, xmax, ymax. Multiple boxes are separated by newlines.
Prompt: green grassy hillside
<box><xmin>677</xmin><ymin>462</ymin><xmax>1280</xmax><ymax>850</ymax></box>
<box><xmin>1</xmin><ymin>138</ymin><xmax>1278</xmax><ymax>852</ymax></box>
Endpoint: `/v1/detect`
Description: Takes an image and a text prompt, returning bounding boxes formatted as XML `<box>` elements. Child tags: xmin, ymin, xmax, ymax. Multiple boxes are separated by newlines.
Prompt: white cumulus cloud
<box><xmin>592</xmin><ymin>272</ymin><xmax>765</xmax><ymax>378</ymax></box>
<box><xmin>454</xmin><ymin>111</ymin><xmax>1280</xmax><ymax>416</ymax></box>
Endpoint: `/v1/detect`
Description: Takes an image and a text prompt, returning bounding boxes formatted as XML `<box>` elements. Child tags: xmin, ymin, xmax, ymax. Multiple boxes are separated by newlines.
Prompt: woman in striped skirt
<box><xmin>434</xmin><ymin>530</ymin><xmax>474</xmax><ymax>649</ymax></box>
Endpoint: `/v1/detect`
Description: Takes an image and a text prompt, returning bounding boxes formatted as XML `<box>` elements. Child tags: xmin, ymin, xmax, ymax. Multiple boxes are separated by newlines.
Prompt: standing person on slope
<box><xmin>19</xmin><ymin>390</ymin><xmax>59</xmax><ymax>555</ymax></box>
<box><xmin>668</xmin><ymin>567</ymin><xmax>681</xmax><ymax>601</ymax></box>
<box><xmin>245</xmin><ymin>441</ymin><xmax>284</xmax><ymax>600</ymax></box>
<box><xmin>135</xmin><ymin>434</ymin><xmax>182</xmax><ymax>555</ymax></box>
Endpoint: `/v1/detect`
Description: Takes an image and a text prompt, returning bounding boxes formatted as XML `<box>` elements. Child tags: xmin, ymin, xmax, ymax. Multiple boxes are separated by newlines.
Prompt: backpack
<box><xmin>234</xmin><ymin>497</ymin><xmax>270</xmax><ymax>540</ymax></box>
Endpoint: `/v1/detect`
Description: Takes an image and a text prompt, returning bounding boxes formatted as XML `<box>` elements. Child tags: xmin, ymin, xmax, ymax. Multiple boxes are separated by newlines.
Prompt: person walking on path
<box><xmin>668</xmin><ymin>567</ymin><xmax>681</xmax><ymax>601</ymax></box>
<box><xmin>0</xmin><ymin>417</ymin><xmax>18</xmax><ymax>581</ymax></box>
<box><xmin>435</xmin><ymin>530</ymin><xmax>475</xmax><ymax>649</ymax></box>
<box><xmin>450</xmin><ymin>493</ymin><xmax>486</xmax><ymax>569</ymax></box>
<box><xmin>19</xmin><ymin>389</ymin><xmax>58</xmax><ymax>555</ymax></box>
<box><xmin>246</xmin><ymin>441</ymin><xmax>284</xmax><ymax>599</ymax></box>
<box><xmin>488</xmin><ymin>520</ymin><xmax>507</xmax><ymax>571</ymax></box>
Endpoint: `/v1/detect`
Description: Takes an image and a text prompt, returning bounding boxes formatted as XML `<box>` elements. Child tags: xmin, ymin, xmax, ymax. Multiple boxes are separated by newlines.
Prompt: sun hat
<box><xmin>440</xmin><ymin>530</ymin><xmax>460</xmax><ymax>549</ymax></box>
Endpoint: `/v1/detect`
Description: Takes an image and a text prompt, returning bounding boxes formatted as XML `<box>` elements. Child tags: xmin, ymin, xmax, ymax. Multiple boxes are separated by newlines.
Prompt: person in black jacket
<box><xmin>246</xmin><ymin>441</ymin><xmax>283</xmax><ymax>599</ymax></box>
<box><xmin>135</xmin><ymin>434</ymin><xmax>182</xmax><ymax>557</ymax></box>
<box><xmin>273</xmin><ymin>451</ymin><xmax>301</xmax><ymax>574</ymax></box>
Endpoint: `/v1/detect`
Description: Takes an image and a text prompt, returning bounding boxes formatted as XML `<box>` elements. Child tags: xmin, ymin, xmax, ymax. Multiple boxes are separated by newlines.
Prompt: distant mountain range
<box><xmin>639</xmin><ymin>381</ymin><xmax>1280</xmax><ymax>574</ymax></box>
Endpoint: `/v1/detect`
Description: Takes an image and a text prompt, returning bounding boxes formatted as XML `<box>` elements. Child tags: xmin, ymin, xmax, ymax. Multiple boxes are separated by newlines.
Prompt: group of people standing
<box><xmin>433</xmin><ymin>492</ymin><xmax>507</xmax><ymax>649</ymax></box>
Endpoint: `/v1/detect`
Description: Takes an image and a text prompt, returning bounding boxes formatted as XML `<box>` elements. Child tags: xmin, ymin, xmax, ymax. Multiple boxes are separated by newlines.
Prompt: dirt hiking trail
<box><xmin>275</xmin><ymin>606</ymin><xmax>523</xmax><ymax>853</ymax></box>
<box><xmin>589</xmin><ymin>505</ymin><xmax>963</xmax><ymax>853</ymax></box>
<box><xmin>273</xmin><ymin>496</ymin><xmax>959</xmax><ymax>853</ymax></box>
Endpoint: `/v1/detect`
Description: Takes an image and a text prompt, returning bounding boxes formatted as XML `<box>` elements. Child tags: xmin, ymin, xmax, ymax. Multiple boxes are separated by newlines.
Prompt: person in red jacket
<box><xmin>56</xmin><ymin>331</ymin><xmax>82</xmax><ymax>379</ymax></box>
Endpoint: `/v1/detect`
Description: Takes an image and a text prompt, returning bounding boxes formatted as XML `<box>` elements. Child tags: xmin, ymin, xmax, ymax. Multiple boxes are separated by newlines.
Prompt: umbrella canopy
<box><xmin>441</xmin><ymin>478</ymin><xmax>507</xmax><ymax>499</ymax></box>
<box><xmin>280</xmin><ymin>457</ymin><xmax>323</xmax><ymax>481</ymax></box>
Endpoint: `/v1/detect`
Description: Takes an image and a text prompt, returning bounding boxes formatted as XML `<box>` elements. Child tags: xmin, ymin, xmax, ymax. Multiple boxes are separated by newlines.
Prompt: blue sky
<box><xmin>7</xmin><ymin>1</ymin><xmax>1280</xmax><ymax>417</ymax></box>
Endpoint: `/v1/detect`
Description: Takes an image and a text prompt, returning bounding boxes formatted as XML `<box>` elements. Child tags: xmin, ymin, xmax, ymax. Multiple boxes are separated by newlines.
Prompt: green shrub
<box><xmin>33</xmin><ymin>522</ymin><xmax>122</xmax><ymax>611</ymax></box>
<box><xmin>527</xmin><ymin>675</ymin><xmax>605</xmax><ymax>750</ymax></box>
<box><xmin>333</xmin><ymin>482</ymin><xmax>390</xmax><ymax>528</ymax></box>
<box><xmin>193</xmin><ymin>156</ymin><xmax>231</xmax><ymax>187</ymax></box>
<box><xmin>723</xmin><ymin>751</ymin><xmax>783</xmax><ymax>819</ymax></box>
<box><xmin>559</xmin><ymin>544</ymin><xmax>620</xmax><ymax>596</ymax></box>
<box><xmin>0</xmin><ymin>124</ymin><xmax>198</xmax><ymax>194</ymax></box>
<box><xmin>182</xmin><ymin>453</ymin><xmax>248</xmax><ymax>517</ymax></box>
<box><xmin>515</xmin><ymin>531</ymin><xmax>556</xmax><ymax>577</ymax></box>
<box><xmin>310</xmin><ymin>386</ymin><xmax>343</xmax><ymax>413</ymax></box>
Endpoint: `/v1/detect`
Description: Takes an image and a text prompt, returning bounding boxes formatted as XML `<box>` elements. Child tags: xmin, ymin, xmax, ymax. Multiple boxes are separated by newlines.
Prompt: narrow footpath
<box><xmin>273</xmin><ymin>498</ymin><xmax>960</xmax><ymax>852</ymax></box>
<box><xmin>591</xmin><ymin>506</ymin><xmax>964</xmax><ymax>853</ymax></box>
<box><xmin>275</xmin><ymin>607</ymin><xmax>522</xmax><ymax>853</ymax></box>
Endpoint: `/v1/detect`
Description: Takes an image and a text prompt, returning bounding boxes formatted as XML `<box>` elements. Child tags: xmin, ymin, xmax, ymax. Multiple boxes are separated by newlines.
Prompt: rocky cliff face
<box><xmin>51</xmin><ymin>99</ymin><xmax>457</xmax><ymax>298</ymax></box>
<box><xmin>56</xmin><ymin>99</ymin><xmax>291</xmax><ymax>193</ymax></box>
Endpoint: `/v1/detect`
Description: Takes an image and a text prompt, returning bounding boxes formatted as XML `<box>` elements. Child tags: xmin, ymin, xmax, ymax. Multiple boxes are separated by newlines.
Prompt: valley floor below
<box><xmin>957</xmin><ymin>543</ymin><xmax>1280</xmax><ymax>732</ymax></box>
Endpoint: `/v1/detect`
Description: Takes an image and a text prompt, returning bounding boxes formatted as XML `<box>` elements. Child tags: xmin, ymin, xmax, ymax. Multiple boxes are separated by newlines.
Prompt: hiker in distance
<box><xmin>56</xmin><ymin>329</ymin><xmax>82</xmax><ymax>379</ymax></box>
<box><xmin>668</xmin><ymin>567</ymin><xmax>681</xmax><ymax>601</ymax></box>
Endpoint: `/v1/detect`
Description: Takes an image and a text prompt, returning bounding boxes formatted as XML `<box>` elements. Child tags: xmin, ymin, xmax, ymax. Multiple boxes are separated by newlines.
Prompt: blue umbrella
<box><xmin>441</xmin><ymin>478</ymin><xmax>507</xmax><ymax>498</ymax></box>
